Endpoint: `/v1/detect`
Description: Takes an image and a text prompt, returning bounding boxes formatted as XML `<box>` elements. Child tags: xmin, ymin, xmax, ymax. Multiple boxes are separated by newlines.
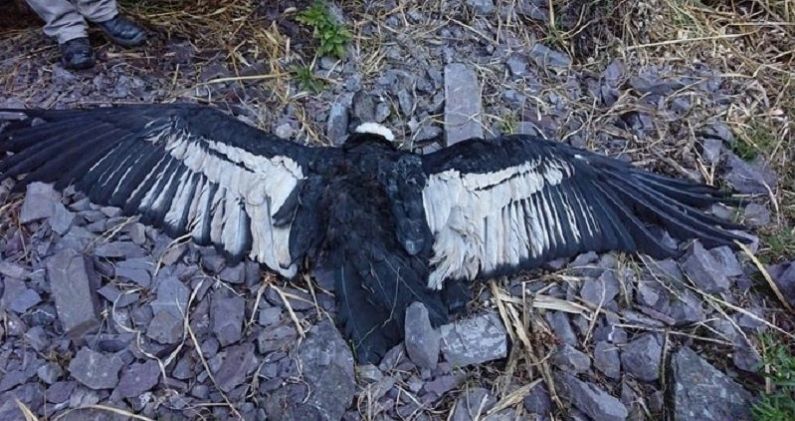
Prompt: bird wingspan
<box><xmin>420</xmin><ymin>134</ymin><xmax>746</xmax><ymax>290</ymax></box>
<box><xmin>0</xmin><ymin>103</ymin><xmax>327</xmax><ymax>277</ymax></box>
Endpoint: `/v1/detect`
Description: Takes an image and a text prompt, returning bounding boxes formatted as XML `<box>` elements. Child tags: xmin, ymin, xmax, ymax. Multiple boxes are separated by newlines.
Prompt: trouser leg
<box><xmin>25</xmin><ymin>0</ymin><xmax>88</xmax><ymax>44</ymax></box>
<box><xmin>74</xmin><ymin>0</ymin><xmax>118</xmax><ymax>23</ymax></box>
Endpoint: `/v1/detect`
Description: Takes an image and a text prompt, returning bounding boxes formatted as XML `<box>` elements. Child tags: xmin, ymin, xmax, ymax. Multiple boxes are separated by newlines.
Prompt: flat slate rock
<box><xmin>555</xmin><ymin>371</ymin><xmax>628</xmax><ymax>421</ymax></box>
<box><xmin>440</xmin><ymin>312</ymin><xmax>507</xmax><ymax>367</ymax></box>
<box><xmin>68</xmin><ymin>347</ymin><xmax>124</xmax><ymax>390</ymax></box>
<box><xmin>682</xmin><ymin>241</ymin><xmax>731</xmax><ymax>293</ymax></box>
<box><xmin>621</xmin><ymin>334</ymin><xmax>662</xmax><ymax>381</ymax></box>
<box><xmin>444</xmin><ymin>63</ymin><xmax>483</xmax><ymax>145</ymax></box>
<box><xmin>115</xmin><ymin>360</ymin><xmax>160</xmax><ymax>398</ymax></box>
<box><xmin>214</xmin><ymin>343</ymin><xmax>258</xmax><ymax>393</ymax></box>
<box><xmin>211</xmin><ymin>290</ymin><xmax>245</xmax><ymax>346</ymax></box>
<box><xmin>296</xmin><ymin>320</ymin><xmax>355</xmax><ymax>421</ymax></box>
<box><xmin>404</xmin><ymin>302</ymin><xmax>441</xmax><ymax>370</ymax></box>
<box><xmin>46</xmin><ymin>249</ymin><xmax>100</xmax><ymax>338</ymax></box>
<box><xmin>20</xmin><ymin>182</ymin><xmax>58</xmax><ymax>223</ymax></box>
<box><xmin>671</xmin><ymin>347</ymin><xmax>753</xmax><ymax>420</ymax></box>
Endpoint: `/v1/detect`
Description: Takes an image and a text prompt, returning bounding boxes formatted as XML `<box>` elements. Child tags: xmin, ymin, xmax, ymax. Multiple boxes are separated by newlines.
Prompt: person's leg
<box><xmin>74</xmin><ymin>0</ymin><xmax>118</xmax><ymax>23</ymax></box>
<box><xmin>25</xmin><ymin>0</ymin><xmax>88</xmax><ymax>44</ymax></box>
<box><xmin>76</xmin><ymin>0</ymin><xmax>146</xmax><ymax>47</ymax></box>
<box><xmin>24</xmin><ymin>0</ymin><xmax>95</xmax><ymax>69</ymax></box>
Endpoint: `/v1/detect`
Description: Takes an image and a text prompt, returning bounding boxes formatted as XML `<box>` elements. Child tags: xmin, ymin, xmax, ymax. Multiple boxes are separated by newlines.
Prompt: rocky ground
<box><xmin>0</xmin><ymin>0</ymin><xmax>793</xmax><ymax>420</ymax></box>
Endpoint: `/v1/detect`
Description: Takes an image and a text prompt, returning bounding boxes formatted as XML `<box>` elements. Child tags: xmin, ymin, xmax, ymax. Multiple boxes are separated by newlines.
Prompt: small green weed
<box><xmin>292</xmin><ymin>65</ymin><xmax>324</xmax><ymax>93</ymax></box>
<box><xmin>752</xmin><ymin>333</ymin><xmax>795</xmax><ymax>421</ymax></box>
<box><xmin>296</xmin><ymin>1</ymin><xmax>351</xmax><ymax>59</ymax></box>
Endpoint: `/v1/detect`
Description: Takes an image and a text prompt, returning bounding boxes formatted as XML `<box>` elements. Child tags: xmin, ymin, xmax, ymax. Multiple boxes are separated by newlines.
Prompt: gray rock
<box><xmin>94</xmin><ymin>241</ymin><xmax>146</xmax><ymax>258</ymax></box>
<box><xmin>594</xmin><ymin>341</ymin><xmax>621</xmax><ymax>379</ymax></box>
<box><xmin>297</xmin><ymin>321</ymin><xmax>356</xmax><ymax>421</ymax></box>
<box><xmin>20</xmin><ymin>182</ymin><xmax>58</xmax><ymax>223</ymax></box>
<box><xmin>37</xmin><ymin>362</ymin><xmax>63</xmax><ymax>385</ymax></box>
<box><xmin>46</xmin><ymin>249</ymin><xmax>100</xmax><ymax>337</ymax></box>
<box><xmin>555</xmin><ymin>371</ymin><xmax>628</xmax><ymax>421</ymax></box>
<box><xmin>451</xmin><ymin>387</ymin><xmax>495</xmax><ymax>420</ymax></box>
<box><xmin>528</xmin><ymin>43</ymin><xmax>570</xmax><ymax>72</ymax></box>
<box><xmin>444</xmin><ymin>63</ymin><xmax>483</xmax><ymax>145</ymax></box>
<box><xmin>725</xmin><ymin>154</ymin><xmax>777</xmax><ymax>194</ymax></box>
<box><xmin>621</xmin><ymin>334</ymin><xmax>662</xmax><ymax>382</ymax></box>
<box><xmin>115</xmin><ymin>360</ymin><xmax>160</xmax><ymax>398</ymax></box>
<box><xmin>440</xmin><ymin>312</ymin><xmax>507</xmax><ymax>367</ymax></box>
<box><xmin>68</xmin><ymin>348</ymin><xmax>124</xmax><ymax>390</ymax></box>
<box><xmin>369</xmin><ymin>103</ymin><xmax>388</xmax><ymax>124</ymax></box>
<box><xmin>671</xmin><ymin>347</ymin><xmax>753</xmax><ymax>420</ymax></box>
<box><xmin>46</xmin><ymin>381</ymin><xmax>76</xmax><ymax>404</ymax></box>
<box><xmin>258</xmin><ymin>306</ymin><xmax>282</xmax><ymax>327</ymax></box>
<box><xmin>580</xmin><ymin>272</ymin><xmax>620</xmax><ymax>307</ymax></box>
<box><xmin>150</xmin><ymin>276</ymin><xmax>189</xmax><ymax>320</ymax></box>
<box><xmin>219</xmin><ymin>263</ymin><xmax>245</xmax><ymax>284</ymax></box>
<box><xmin>682</xmin><ymin>241</ymin><xmax>731</xmax><ymax>293</ymax></box>
<box><xmin>404</xmin><ymin>302</ymin><xmax>441</xmax><ymax>370</ymax></box>
<box><xmin>211</xmin><ymin>290</ymin><xmax>245</xmax><ymax>346</ymax></box>
<box><xmin>702</xmin><ymin>137</ymin><xmax>723</xmax><ymax>165</ymax></box>
<box><xmin>274</xmin><ymin>122</ymin><xmax>296</xmax><ymax>139</ymax></box>
<box><xmin>505</xmin><ymin>54</ymin><xmax>529</xmax><ymax>77</ymax></box>
<box><xmin>710</xmin><ymin>246</ymin><xmax>743</xmax><ymax>277</ymax></box>
<box><xmin>770</xmin><ymin>262</ymin><xmax>795</xmax><ymax>308</ymax></box>
<box><xmin>424</xmin><ymin>373</ymin><xmax>465</xmax><ymax>398</ymax></box>
<box><xmin>523</xmin><ymin>382</ymin><xmax>551</xmax><ymax>415</ymax></box>
<box><xmin>552</xmin><ymin>344</ymin><xmax>591</xmax><ymax>374</ymax></box>
<box><xmin>327</xmin><ymin>100</ymin><xmax>349</xmax><ymax>146</ymax></box>
<box><xmin>744</xmin><ymin>202</ymin><xmax>770</xmax><ymax>227</ymax></box>
<box><xmin>545</xmin><ymin>311</ymin><xmax>577</xmax><ymax>345</ymax></box>
<box><xmin>466</xmin><ymin>0</ymin><xmax>495</xmax><ymax>15</ymax></box>
<box><xmin>2</xmin><ymin>277</ymin><xmax>41</xmax><ymax>314</ymax></box>
<box><xmin>115</xmin><ymin>257</ymin><xmax>153</xmax><ymax>287</ymax></box>
<box><xmin>214</xmin><ymin>343</ymin><xmax>258</xmax><ymax>393</ymax></box>
<box><xmin>0</xmin><ymin>261</ymin><xmax>27</xmax><ymax>279</ymax></box>
<box><xmin>49</xmin><ymin>202</ymin><xmax>75</xmax><ymax>235</ymax></box>
<box><xmin>146</xmin><ymin>310</ymin><xmax>183</xmax><ymax>344</ymax></box>
<box><xmin>356</xmin><ymin>364</ymin><xmax>383</xmax><ymax>384</ymax></box>
<box><xmin>257</xmin><ymin>324</ymin><xmax>297</xmax><ymax>353</ymax></box>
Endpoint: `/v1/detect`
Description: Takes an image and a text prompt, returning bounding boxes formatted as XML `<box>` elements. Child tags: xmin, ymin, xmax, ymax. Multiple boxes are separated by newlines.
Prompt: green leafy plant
<box><xmin>296</xmin><ymin>1</ymin><xmax>351</xmax><ymax>59</ymax></box>
<box><xmin>752</xmin><ymin>334</ymin><xmax>795</xmax><ymax>421</ymax></box>
<box><xmin>292</xmin><ymin>65</ymin><xmax>324</xmax><ymax>93</ymax></box>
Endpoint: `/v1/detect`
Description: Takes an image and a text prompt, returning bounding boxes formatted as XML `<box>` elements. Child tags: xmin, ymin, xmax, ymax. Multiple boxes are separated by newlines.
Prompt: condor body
<box><xmin>0</xmin><ymin>104</ymin><xmax>746</xmax><ymax>362</ymax></box>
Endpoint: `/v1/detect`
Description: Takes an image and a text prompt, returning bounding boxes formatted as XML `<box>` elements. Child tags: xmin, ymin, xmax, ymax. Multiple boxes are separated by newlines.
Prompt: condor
<box><xmin>0</xmin><ymin>104</ymin><xmax>746</xmax><ymax>363</ymax></box>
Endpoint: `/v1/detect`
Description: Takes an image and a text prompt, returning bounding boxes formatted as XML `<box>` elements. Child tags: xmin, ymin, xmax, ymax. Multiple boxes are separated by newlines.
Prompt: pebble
<box><xmin>327</xmin><ymin>99</ymin><xmax>350</xmax><ymax>146</ymax></box>
<box><xmin>554</xmin><ymin>371</ymin><xmax>628</xmax><ymax>421</ymax></box>
<box><xmin>68</xmin><ymin>348</ymin><xmax>124</xmax><ymax>390</ymax></box>
<box><xmin>115</xmin><ymin>360</ymin><xmax>160</xmax><ymax>398</ymax></box>
<box><xmin>296</xmin><ymin>321</ymin><xmax>356</xmax><ymax>421</ymax></box>
<box><xmin>682</xmin><ymin>241</ymin><xmax>732</xmax><ymax>293</ymax></box>
<box><xmin>671</xmin><ymin>347</ymin><xmax>753</xmax><ymax>419</ymax></box>
<box><xmin>621</xmin><ymin>334</ymin><xmax>662</xmax><ymax>382</ymax></box>
<box><xmin>444</xmin><ymin>63</ymin><xmax>483</xmax><ymax>145</ymax></box>
<box><xmin>214</xmin><ymin>343</ymin><xmax>258</xmax><ymax>393</ymax></box>
<box><xmin>440</xmin><ymin>312</ymin><xmax>507</xmax><ymax>367</ymax></box>
<box><xmin>404</xmin><ymin>302</ymin><xmax>441</xmax><ymax>370</ymax></box>
<box><xmin>211</xmin><ymin>290</ymin><xmax>245</xmax><ymax>346</ymax></box>
<box><xmin>20</xmin><ymin>182</ymin><xmax>58</xmax><ymax>223</ymax></box>
<box><xmin>552</xmin><ymin>344</ymin><xmax>591</xmax><ymax>374</ymax></box>
<box><xmin>594</xmin><ymin>341</ymin><xmax>621</xmax><ymax>379</ymax></box>
<box><xmin>46</xmin><ymin>249</ymin><xmax>100</xmax><ymax>338</ymax></box>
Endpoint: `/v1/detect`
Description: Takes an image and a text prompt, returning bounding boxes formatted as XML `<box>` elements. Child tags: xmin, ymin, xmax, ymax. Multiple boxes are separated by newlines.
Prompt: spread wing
<box><xmin>0</xmin><ymin>103</ymin><xmax>331</xmax><ymax>277</ymax></box>
<box><xmin>420</xmin><ymin>134</ymin><xmax>746</xmax><ymax>289</ymax></box>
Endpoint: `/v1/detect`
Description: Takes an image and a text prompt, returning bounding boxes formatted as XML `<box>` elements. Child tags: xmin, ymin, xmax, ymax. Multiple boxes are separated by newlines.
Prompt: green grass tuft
<box><xmin>296</xmin><ymin>1</ymin><xmax>351</xmax><ymax>59</ymax></box>
<box><xmin>292</xmin><ymin>64</ymin><xmax>325</xmax><ymax>93</ymax></box>
<box><xmin>752</xmin><ymin>333</ymin><xmax>795</xmax><ymax>421</ymax></box>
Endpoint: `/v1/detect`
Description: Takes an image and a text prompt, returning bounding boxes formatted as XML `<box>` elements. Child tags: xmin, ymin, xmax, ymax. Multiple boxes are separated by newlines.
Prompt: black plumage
<box><xmin>0</xmin><ymin>104</ymin><xmax>747</xmax><ymax>363</ymax></box>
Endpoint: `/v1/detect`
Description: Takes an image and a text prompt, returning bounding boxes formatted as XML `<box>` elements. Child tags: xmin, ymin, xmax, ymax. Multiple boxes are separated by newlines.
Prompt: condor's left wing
<box><xmin>0</xmin><ymin>104</ymin><xmax>331</xmax><ymax>277</ymax></box>
<box><xmin>420</xmin><ymin>134</ymin><xmax>746</xmax><ymax>290</ymax></box>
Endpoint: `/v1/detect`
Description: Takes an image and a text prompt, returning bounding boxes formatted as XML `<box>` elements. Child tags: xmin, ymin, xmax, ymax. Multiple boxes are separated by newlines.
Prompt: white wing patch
<box><xmin>423</xmin><ymin>158</ymin><xmax>589</xmax><ymax>290</ymax></box>
<box><xmin>129</xmin><ymin>128</ymin><xmax>304</xmax><ymax>277</ymax></box>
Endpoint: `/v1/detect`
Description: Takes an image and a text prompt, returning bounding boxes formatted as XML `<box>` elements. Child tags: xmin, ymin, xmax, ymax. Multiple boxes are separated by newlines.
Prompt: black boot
<box><xmin>95</xmin><ymin>15</ymin><xmax>146</xmax><ymax>47</ymax></box>
<box><xmin>59</xmin><ymin>37</ymin><xmax>94</xmax><ymax>70</ymax></box>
